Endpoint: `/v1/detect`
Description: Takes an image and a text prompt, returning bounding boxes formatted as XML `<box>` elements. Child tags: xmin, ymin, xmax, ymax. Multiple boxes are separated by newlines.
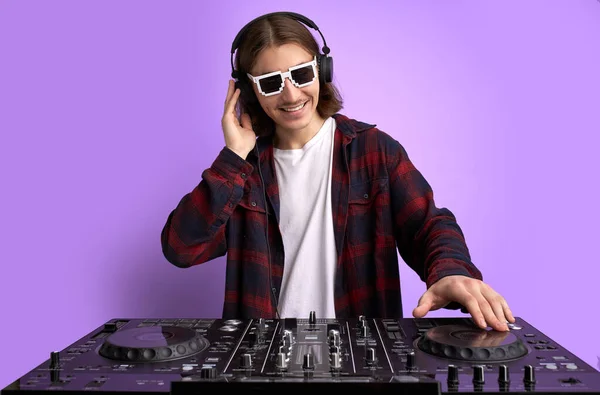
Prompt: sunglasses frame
<box><xmin>246</xmin><ymin>56</ymin><xmax>317</xmax><ymax>97</ymax></box>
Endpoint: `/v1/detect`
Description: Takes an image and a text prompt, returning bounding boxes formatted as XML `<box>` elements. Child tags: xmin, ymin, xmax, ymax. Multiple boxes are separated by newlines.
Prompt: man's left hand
<box><xmin>412</xmin><ymin>275</ymin><xmax>515</xmax><ymax>331</ymax></box>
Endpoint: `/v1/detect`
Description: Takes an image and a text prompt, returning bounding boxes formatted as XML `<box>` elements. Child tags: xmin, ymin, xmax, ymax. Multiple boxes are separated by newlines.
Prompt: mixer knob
<box><xmin>278</xmin><ymin>345</ymin><xmax>289</xmax><ymax>356</ymax></box>
<box><xmin>498</xmin><ymin>365</ymin><xmax>510</xmax><ymax>384</ymax></box>
<box><xmin>248</xmin><ymin>331</ymin><xmax>258</xmax><ymax>344</ymax></box>
<box><xmin>473</xmin><ymin>365</ymin><xmax>485</xmax><ymax>385</ymax></box>
<box><xmin>360</xmin><ymin>324</ymin><xmax>370</xmax><ymax>337</ymax></box>
<box><xmin>309</xmin><ymin>311</ymin><xmax>316</xmax><ymax>325</ymax></box>
<box><xmin>330</xmin><ymin>345</ymin><xmax>340</xmax><ymax>354</ymax></box>
<box><xmin>200</xmin><ymin>366</ymin><xmax>217</xmax><ymax>379</ymax></box>
<box><xmin>447</xmin><ymin>364</ymin><xmax>459</xmax><ymax>386</ymax></box>
<box><xmin>283</xmin><ymin>329</ymin><xmax>293</xmax><ymax>345</ymax></box>
<box><xmin>49</xmin><ymin>351</ymin><xmax>60</xmax><ymax>369</ymax></box>
<box><xmin>358</xmin><ymin>315</ymin><xmax>366</xmax><ymax>324</ymax></box>
<box><xmin>257</xmin><ymin>318</ymin><xmax>266</xmax><ymax>331</ymax></box>
<box><xmin>240</xmin><ymin>353</ymin><xmax>252</xmax><ymax>369</ymax></box>
<box><xmin>276</xmin><ymin>352</ymin><xmax>288</xmax><ymax>370</ymax></box>
<box><xmin>330</xmin><ymin>352</ymin><xmax>342</xmax><ymax>370</ymax></box>
<box><xmin>329</xmin><ymin>330</ymin><xmax>341</xmax><ymax>347</ymax></box>
<box><xmin>523</xmin><ymin>365</ymin><xmax>536</xmax><ymax>384</ymax></box>
<box><xmin>366</xmin><ymin>347</ymin><xmax>377</xmax><ymax>364</ymax></box>
<box><xmin>405</xmin><ymin>351</ymin><xmax>415</xmax><ymax>370</ymax></box>
<box><xmin>303</xmin><ymin>353</ymin><xmax>315</xmax><ymax>370</ymax></box>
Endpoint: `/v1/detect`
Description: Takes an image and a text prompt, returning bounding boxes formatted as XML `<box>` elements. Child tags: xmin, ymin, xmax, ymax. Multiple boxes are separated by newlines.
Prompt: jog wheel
<box><xmin>417</xmin><ymin>325</ymin><xmax>528</xmax><ymax>362</ymax></box>
<box><xmin>98</xmin><ymin>325</ymin><xmax>209</xmax><ymax>362</ymax></box>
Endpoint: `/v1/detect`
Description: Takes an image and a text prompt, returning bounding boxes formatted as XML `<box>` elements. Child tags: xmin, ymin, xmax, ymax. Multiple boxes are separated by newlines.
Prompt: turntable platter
<box><xmin>98</xmin><ymin>325</ymin><xmax>209</xmax><ymax>362</ymax></box>
<box><xmin>416</xmin><ymin>324</ymin><xmax>528</xmax><ymax>362</ymax></box>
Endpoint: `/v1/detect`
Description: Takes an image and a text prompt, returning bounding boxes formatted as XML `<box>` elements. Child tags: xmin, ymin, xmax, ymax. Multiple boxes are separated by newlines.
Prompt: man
<box><xmin>161</xmin><ymin>12</ymin><xmax>514</xmax><ymax>332</ymax></box>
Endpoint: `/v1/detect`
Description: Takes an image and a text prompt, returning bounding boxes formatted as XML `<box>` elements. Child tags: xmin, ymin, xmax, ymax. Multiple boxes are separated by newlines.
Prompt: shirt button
<box><xmin>241</xmin><ymin>173</ymin><xmax>246</xmax><ymax>179</ymax></box>
<box><xmin>251</xmin><ymin>201</ymin><xmax>257</xmax><ymax>207</ymax></box>
<box><xmin>363</xmin><ymin>193</ymin><xmax>369</xmax><ymax>199</ymax></box>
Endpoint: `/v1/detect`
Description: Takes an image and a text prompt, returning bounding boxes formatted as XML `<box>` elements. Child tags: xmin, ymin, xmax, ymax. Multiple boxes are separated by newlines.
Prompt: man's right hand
<box><xmin>221</xmin><ymin>79</ymin><xmax>257</xmax><ymax>160</ymax></box>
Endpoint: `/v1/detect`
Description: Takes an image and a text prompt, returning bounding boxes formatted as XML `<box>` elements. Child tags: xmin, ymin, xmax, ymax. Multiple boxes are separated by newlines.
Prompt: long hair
<box><xmin>234</xmin><ymin>14</ymin><xmax>344</xmax><ymax>137</ymax></box>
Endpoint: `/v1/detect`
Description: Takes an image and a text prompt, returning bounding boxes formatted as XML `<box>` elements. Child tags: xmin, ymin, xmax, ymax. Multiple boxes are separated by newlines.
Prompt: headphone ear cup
<box><xmin>317</xmin><ymin>55</ymin><xmax>333</xmax><ymax>84</ymax></box>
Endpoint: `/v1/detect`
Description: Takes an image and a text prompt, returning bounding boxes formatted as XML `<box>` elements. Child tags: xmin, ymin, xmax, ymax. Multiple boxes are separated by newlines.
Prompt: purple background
<box><xmin>1</xmin><ymin>0</ymin><xmax>599</xmax><ymax>387</ymax></box>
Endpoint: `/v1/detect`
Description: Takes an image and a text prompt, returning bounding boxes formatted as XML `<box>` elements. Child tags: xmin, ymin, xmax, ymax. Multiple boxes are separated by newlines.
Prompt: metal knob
<box><xmin>330</xmin><ymin>352</ymin><xmax>342</xmax><ymax>370</ymax></box>
<box><xmin>49</xmin><ymin>351</ymin><xmax>60</xmax><ymax>369</ymax></box>
<box><xmin>360</xmin><ymin>324</ymin><xmax>369</xmax><ymax>337</ymax></box>
<box><xmin>240</xmin><ymin>353</ymin><xmax>252</xmax><ymax>369</ymax></box>
<box><xmin>200</xmin><ymin>366</ymin><xmax>217</xmax><ymax>379</ymax></box>
<box><xmin>276</xmin><ymin>352</ymin><xmax>288</xmax><ymax>370</ymax></box>
<box><xmin>406</xmin><ymin>351</ymin><xmax>415</xmax><ymax>370</ymax></box>
<box><xmin>366</xmin><ymin>347</ymin><xmax>377</xmax><ymax>364</ymax></box>
<box><xmin>309</xmin><ymin>311</ymin><xmax>316</xmax><ymax>325</ymax></box>
<box><xmin>524</xmin><ymin>365</ymin><xmax>536</xmax><ymax>384</ymax></box>
<box><xmin>473</xmin><ymin>365</ymin><xmax>485</xmax><ymax>385</ymax></box>
<box><xmin>257</xmin><ymin>318</ymin><xmax>266</xmax><ymax>331</ymax></box>
<box><xmin>283</xmin><ymin>329</ymin><xmax>293</xmax><ymax>345</ymax></box>
<box><xmin>303</xmin><ymin>353</ymin><xmax>315</xmax><ymax>370</ymax></box>
<box><xmin>498</xmin><ymin>365</ymin><xmax>510</xmax><ymax>384</ymax></box>
<box><xmin>447</xmin><ymin>364</ymin><xmax>459</xmax><ymax>386</ymax></box>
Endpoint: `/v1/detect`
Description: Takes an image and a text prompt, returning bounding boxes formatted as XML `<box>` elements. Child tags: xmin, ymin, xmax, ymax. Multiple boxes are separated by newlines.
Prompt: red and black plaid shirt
<box><xmin>161</xmin><ymin>113</ymin><xmax>482</xmax><ymax>319</ymax></box>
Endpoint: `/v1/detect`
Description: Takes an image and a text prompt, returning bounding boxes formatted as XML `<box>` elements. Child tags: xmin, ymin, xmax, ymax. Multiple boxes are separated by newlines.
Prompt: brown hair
<box><xmin>234</xmin><ymin>14</ymin><xmax>344</xmax><ymax>137</ymax></box>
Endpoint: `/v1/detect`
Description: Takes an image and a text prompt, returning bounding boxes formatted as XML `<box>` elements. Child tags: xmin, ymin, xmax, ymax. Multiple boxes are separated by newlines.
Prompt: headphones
<box><xmin>229</xmin><ymin>11</ymin><xmax>333</xmax><ymax>88</ymax></box>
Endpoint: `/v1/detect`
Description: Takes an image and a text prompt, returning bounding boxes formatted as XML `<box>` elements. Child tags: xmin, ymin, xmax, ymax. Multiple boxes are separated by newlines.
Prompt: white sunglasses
<box><xmin>246</xmin><ymin>56</ymin><xmax>317</xmax><ymax>97</ymax></box>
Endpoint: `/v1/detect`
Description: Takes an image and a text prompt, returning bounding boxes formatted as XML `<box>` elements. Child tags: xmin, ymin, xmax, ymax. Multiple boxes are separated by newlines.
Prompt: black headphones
<box><xmin>229</xmin><ymin>11</ymin><xmax>333</xmax><ymax>87</ymax></box>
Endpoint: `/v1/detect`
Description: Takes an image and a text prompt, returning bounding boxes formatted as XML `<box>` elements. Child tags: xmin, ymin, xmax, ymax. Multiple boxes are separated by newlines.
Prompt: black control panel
<box><xmin>2</xmin><ymin>314</ymin><xmax>599</xmax><ymax>394</ymax></box>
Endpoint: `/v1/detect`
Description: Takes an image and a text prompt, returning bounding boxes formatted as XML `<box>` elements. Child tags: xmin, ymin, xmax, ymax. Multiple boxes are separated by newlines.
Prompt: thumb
<box><xmin>240</xmin><ymin>112</ymin><xmax>253</xmax><ymax>130</ymax></box>
<box><xmin>412</xmin><ymin>292</ymin><xmax>434</xmax><ymax>318</ymax></box>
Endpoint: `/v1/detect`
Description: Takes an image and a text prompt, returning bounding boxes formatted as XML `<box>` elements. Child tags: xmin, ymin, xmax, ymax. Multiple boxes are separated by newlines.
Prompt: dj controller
<box><xmin>2</xmin><ymin>314</ymin><xmax>600</xmax><ymax>395</ymax></box>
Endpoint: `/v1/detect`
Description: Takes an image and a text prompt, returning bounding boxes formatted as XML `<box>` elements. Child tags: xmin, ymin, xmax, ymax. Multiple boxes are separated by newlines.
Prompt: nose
<box><xmin>281</xmin><ymin>78</ymin><xmax>301</xmax><ymax>100</ymax></box>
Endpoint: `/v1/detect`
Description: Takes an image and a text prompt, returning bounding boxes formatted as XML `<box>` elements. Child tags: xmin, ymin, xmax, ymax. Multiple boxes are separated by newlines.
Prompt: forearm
<box><xmin>390</xmin><ymin>147</ymin><xmax>482</xmax><ymax>286</ymax></box>
<box><xmin>412</xmin><ymin>204</ymin><xmax>482</xmax><ymax>287</ymax></box>
<box><xmin>161</xmin><ymin>147</ymin><xmax>253</xmax><ymax>267</ymax></box>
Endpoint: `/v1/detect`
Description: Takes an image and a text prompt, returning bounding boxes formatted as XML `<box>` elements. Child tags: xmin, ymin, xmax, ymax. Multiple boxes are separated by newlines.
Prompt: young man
<box><xmin>161</xmin><ymin>12</ymin><xmax>514</xmax><ymax>332</ymax></box>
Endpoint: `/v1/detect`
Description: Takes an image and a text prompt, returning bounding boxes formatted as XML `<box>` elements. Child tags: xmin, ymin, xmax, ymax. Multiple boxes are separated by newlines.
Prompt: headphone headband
<box><xmin>230</xmin><ymin>11</ymin><xmax>331</xmax><ymax>80</ymax></box>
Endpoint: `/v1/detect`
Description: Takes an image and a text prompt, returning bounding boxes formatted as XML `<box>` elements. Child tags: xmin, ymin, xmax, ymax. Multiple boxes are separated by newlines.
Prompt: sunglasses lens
<box><xmin>291</xmin><ymin>65</ymin><xmax>315</xmax><ymax>85</ymax></box>
<box><xmin>258</xmin><ymin>75</ymin><xmax>283</xmax><ymax>94</ymax></box>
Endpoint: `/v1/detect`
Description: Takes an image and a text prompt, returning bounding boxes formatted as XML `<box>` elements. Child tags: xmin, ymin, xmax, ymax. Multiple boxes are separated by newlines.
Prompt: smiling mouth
<box><xmin>280</xmin><ymin>100</ymin><xmax>308</xmax><ymax>112</ymax></box>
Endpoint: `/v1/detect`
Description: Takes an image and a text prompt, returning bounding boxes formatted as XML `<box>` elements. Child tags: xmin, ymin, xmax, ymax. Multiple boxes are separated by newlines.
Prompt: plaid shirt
<box><xmin>161</xmin><ymin>113</ymin><xmax>482</xmax><ymax>319</ymax></box>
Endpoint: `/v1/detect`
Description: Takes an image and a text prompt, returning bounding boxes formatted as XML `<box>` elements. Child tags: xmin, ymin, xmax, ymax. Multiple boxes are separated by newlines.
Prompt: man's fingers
<box><xmin>481</xmin><ymin>287</ymin><xmax>512</xmax><ymax>331</ymax></box>
<box><xmin>502</xmin><ymin>299</ymin><xmax>515</xmax><ymax>323</ymax></box>
<box><xmin>224</xmin><ymin>80</ymin><xmax>241</xmax><ymax>115</ymax></box>
<box><xmin>462</xmin><ymin>297</ymin><xmax>486</xmax><ymax>329</ymax></box>
<box><xmin>477</xmin><ymin>295</ymin><xmax>507</xmax><ymax>331</ymax></box>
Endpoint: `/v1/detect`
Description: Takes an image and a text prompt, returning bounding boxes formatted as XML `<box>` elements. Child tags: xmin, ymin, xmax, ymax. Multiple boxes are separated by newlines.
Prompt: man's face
<box><xmin>249</xmin><ymin>43</ymin><xmax>320</xmax><ymax>133</ymax></box>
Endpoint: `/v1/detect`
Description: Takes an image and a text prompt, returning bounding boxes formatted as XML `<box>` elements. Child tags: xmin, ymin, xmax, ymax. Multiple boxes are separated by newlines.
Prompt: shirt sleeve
<box><xmin>160</xmin><ymin>147</ymin><xmax>254</xmax><ymax>268</ymax></box>
<box><xmin>387</xmin><ymin>141</ymin><xmax>483</xmax><ymax>289</ymax></box>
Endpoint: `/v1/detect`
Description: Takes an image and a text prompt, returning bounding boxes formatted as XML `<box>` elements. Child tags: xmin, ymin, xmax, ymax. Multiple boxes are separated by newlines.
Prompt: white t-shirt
<box><xmin>273</xmin><ymin>117</ymin><xmax>338</xmax><ymax>319</ymax></box>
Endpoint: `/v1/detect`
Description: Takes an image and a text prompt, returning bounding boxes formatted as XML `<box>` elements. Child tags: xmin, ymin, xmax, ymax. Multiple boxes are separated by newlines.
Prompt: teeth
<box><xmin>282</xmin><ymin>102</ymin><xmax>306</xmax><ymax>112</ymax></box>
